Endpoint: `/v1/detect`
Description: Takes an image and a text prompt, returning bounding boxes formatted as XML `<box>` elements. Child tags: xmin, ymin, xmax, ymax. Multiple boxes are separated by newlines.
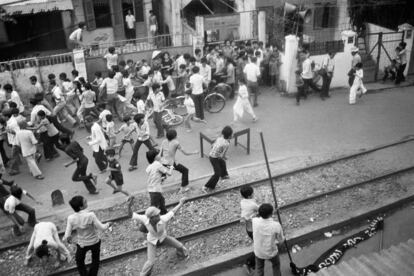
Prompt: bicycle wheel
<box><xmin>204</xmin><ymin>93</ymin><xmax>226</xmax><ymax>113</ymax></box>
<box><xmin>162</xmin><ymin>111</ymin><xmax>184</xmax><ymax>126</ymax></box>
<box><xmin>172</xmin><ymin>96</ymin><xmax>187</xmax><ymax>116</ymax></box>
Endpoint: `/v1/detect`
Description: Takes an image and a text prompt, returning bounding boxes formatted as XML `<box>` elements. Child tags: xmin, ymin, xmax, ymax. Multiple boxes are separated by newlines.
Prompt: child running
<box><xmin>159</xmin><ymin>129</ymin><xmax>198</xmax><ymax>193</ymax></box>
<box><xmin>233</xmin><ymin>78</ymin><xmax>257</xmax><ymax>123</ymax></box>
<box><xmin>105</xmin><ymin>148</ymin><xmax>130</xmax><ymax>197</ymax></box>
<box><xmin>104</xmin><ymin>114</ymin><xmax>116</xmax><ymax>147</ymax></box>
<box><xmin>130</xmin><ymin>197</ymin><xmax>189</xmax><ymax>276</ymax></box>
<box><xmin>240</xmin><ymin>186</ymin><xmax>259</xmax><ymax>275</ymax></box>
<box><xmin>116</xmin><ymin>116</ymin><xmax>135</xmax><ymax>157</ymax></box>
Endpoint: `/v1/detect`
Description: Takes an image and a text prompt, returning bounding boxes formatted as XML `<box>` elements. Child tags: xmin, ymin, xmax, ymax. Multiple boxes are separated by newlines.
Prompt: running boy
<box><xmin>146</xmin><ymin>149</ymin><xmax>173</xmax><ymax>214</ymax></box>
<box><xmin>105</xmin><ymin>148</ymin><xmax>130</xmax><ymax>197</ymax></box>
<box><xmin>159</xmin><ymin>129</ymin><xmax>198</xmax><ymax>193</ymax></box>
<box><xmin>240</xmin><ymin>186</ymin><xmax>259</xmax><ymax>274</ymax></box>
<box><xmin>116</xmin><ymin>116</ymin><xmax>135</xmax><ymax>157</ymax></box>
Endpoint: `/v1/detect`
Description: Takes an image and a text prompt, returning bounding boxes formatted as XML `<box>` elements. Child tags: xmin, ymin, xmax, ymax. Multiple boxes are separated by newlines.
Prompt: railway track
<box><xmin>1</xmin><ymin>137</ymin><xmax>414</xmax><ymax>275</ymax></box>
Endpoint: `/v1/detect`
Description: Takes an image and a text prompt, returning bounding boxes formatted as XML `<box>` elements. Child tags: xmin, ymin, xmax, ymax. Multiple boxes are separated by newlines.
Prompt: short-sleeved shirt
<box><xmin>189</xmin><ymin>73</ymin><xmax>204</xmax><ymax>95</ymax></box>
<box><xmin>184</xmin><ymin>96</ymin><xmax>195</xmax><ymax>114</ymax></box>
<box><xmin>32</xmin><ymin>222</ymin><xmax>58</xmax><ymax>248</ymax></box>
<box><xmin>82</xmin><ymin>90</ymin><xmax>96</xmax><ymax>108</ymax></box>
<box><xmin>160</xmin><ymin>139</ymin><xmax>181</xmax><ymax>166</ymax></box>
<box><xmin>109</xmin><ymin>159</ymin><xmax>123</xmax><ymax>185</ymax></box>
<box><xmin>69</xmin><ymin>28</ymin><xmax>82</xmax><ymax>41</ymax></box>
<box><xmin>209</xmin><ymin>137</ymin><xmax>230</xmax><ymax>159</ymax></box>
<box><xmin>252</xmin><ymin>217</ymin><xmax>285</xmax><ymax>259</ymax></box>
<box><xmin>52</xmin><ymin>86</ymin><xmax>64</xmax><ymax>102</ymax></box>
<box><xmin>104</xmin><ymin>53</ymin><xmax>118</xmax><ymax>70</ymax></box>
<box><xmin>147</xmin><ymin>91</ymin><xmax>165</xmax><ymax>112</ymax></box>
<box><xmin>125</xmin><ymin>14</ymin><xmax>136</xmax><ymax>29</ymax></box>
<box><xmin>243</xmin><ymin>63</ymin><xmax>260</xmax><ymax>83</ymax></box>
<box><xmin>4</xmin><ymin>193</ymin><xmax>26</xmax><ymax>213</ymax></box>
<box><xmin>133</xmin><ymin>121</ymin><xmax>150</xmax><ymax>141</ymax></box>
<box><xmin>136</xmin><ymin>100</ymin><xmax>146</xmax><ymax>114</ymax></box>
<box><xmin>146</xmin><ymin>160</ymin><xmax>169</xmax><ymax>193</ymax></box>
<box><xmin>132</xmin><ymin>211</ymin><xmax>174</xmax><ymax>245</ymax></box>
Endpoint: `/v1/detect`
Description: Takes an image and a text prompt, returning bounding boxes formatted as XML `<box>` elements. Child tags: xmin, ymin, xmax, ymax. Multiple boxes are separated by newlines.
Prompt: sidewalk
<box><xmin>215</xmin><ymin>203</ymin><xmax>414</xmax><ymax>276</ymax></box>
<box><xmin>1</xmin><ymin>79</ymin><xmax>414</xmax><ymax>227</ymax></box>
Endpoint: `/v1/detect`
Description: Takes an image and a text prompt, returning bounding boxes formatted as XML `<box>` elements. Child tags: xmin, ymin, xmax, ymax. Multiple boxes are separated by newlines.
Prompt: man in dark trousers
<box><xmin>60</xmin><ymin>135</ymin><xmax>99</xmax><ymax>195</ymax></box>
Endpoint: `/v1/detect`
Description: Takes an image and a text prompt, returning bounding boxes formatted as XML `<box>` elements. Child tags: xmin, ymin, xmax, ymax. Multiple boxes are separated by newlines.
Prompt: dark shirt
<box><xmin>65</xmin><ymin>141</ymin><xmax>85</xmax><ymax>161</ymax></box>
<box><xmin>0</xmin><ymin>181</ymin><xmax>14</xmax><ymax>198</ymax></box>
<box><xmin>109</xmin><ymin>159</ymin><xmax>123</xmax><ymax>185</ymax></box>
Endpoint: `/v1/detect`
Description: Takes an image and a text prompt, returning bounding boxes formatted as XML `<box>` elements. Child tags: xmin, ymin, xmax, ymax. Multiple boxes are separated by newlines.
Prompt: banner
<box><xmin>291</xmin><ymin>217</ymin><xmax>384</xmax><ymax>276</ymax></box>
<box><xmin>73</xmin><ymin>49</ymin><xmax>88</xmax><ymax>81</ymax></box>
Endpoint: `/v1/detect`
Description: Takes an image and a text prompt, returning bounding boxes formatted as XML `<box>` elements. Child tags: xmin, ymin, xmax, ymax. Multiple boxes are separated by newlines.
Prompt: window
<box><xmin>313</xmin><ymin>3</ymin><xmax>338</xmax><ymax>29</ymax></box>
<box><xmin>93</xmin><ymin>0</ymin><xmax>112</xmax><ymax>28</ymax></box>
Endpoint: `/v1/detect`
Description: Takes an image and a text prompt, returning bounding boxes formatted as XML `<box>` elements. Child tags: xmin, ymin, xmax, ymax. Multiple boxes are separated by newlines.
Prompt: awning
<box><xmin>1</xmin><ymin>0</ymin><xmax>73</xmax><ymax>15</ymax></box>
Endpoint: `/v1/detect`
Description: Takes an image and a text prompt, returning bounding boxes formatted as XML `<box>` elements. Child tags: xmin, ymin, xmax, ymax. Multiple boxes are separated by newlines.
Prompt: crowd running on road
<box><xmin>0</xmin><ymin>37</ymin><xmax>409</xmax><ymax>276</ymax></box>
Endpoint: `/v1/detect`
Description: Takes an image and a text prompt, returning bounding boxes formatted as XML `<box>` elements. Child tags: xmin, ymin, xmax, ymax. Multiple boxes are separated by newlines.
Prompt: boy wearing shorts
<box><xmin>105</xmin><ymin>149</ymin><xmax>130</xmax><ymax>197</ymax></box>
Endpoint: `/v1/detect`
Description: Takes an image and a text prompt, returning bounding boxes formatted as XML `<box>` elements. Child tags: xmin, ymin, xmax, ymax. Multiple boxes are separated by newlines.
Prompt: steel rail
<box><xmin>48</xmin><ymin>165</ymin><xmax>414</xmax><ymax>276</ymax></box>
<box><xmin>1</xmin><ymin>136</ymin><xmax>413</xmax><ymax>252</ymax></box>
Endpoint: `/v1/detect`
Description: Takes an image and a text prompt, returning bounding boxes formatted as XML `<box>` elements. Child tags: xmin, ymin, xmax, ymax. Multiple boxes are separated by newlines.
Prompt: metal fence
<box><xmin>86</xmin><ymin>33</ymin><xmax>193</xmax><ymax>57</ymax></box>
<box><xmin>307</xmin><ymin>40</ymin><xmax>345</xmax><ymax>56</ymax></box>
<box><xmin>0</xmin><ymin>52</ymin><xmax>73</xmax><ymax>71</ymax></box>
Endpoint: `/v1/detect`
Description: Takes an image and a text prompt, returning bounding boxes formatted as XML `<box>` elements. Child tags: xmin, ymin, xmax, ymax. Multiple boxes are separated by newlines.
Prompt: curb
<box><xmin>171</xmin><ymin>195</ymin><xmax>414</xmax><ymax>276</ymax></box>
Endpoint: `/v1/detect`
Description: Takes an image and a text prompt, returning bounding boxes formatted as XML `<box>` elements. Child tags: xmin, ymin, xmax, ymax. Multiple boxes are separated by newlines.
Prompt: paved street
<box><xmin>2</xmin><ymin>83</ymin><xmax>414</xmax><ymax>225</ymax></box>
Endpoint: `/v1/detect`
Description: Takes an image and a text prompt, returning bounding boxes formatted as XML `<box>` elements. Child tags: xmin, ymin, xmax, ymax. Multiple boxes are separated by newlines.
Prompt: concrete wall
<box><xmin>83</xmin><ymin>27</ymin><xmax>115</xmax><ymax>47</ymax></box>
<box><xmin>84</xmin><ymin>45</ymin><xmax>193</xmax><ymax>80</ymax></box>
<box><xmin>365</xmin><ymin>23</ymin><xmax>403</xmax><ymax>75</ymax></box>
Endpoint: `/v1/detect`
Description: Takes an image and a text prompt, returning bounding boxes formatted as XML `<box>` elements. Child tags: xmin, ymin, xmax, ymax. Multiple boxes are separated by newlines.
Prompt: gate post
<box><xmin>374</xmin><ymin>32</ymin><xmax>382</xmax><ymax>81</ymax></box>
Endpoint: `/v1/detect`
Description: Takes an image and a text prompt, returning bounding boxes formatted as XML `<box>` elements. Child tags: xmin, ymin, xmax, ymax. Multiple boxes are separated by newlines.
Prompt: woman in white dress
<box><xmin>349</xmin><ymin>62</ymin><xmax>367</xmax><ymax>104</ymax></box>
<box><xmin>233</xmin><ymin>78</ymin><xmax>257</xmax><ymax>123</ymax></box>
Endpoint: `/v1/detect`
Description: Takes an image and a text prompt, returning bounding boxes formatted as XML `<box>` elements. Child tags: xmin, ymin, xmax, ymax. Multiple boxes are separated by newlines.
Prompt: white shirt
<box><xmin>243</xmin><ymin>63</ymin><xmax>260</xmax><ymax>83</ymax></box>
<box><xmin>164</xmin><ymin>76</ymin><xmax>176</xmax><ymax>91</ymax></box>
<box><xmin>123</xmin><ymin>77</ymin><xmax>134</xmax><ymax>102</ymax></box>
<box><xmin>15</xmin><ymin>129</ymin><xmax>38</xmax><ymax>157</ymax></box>
<box><xmin>52</xmin><ymin>86</ymin><xmax>64</xmax><ymax>102</ymax></box>
<box><xmin>64</xmin><ymin>210</ymin><xmax>108</xmax><ymax>247</ymax></box>
<box><xmin>10</xmin><ymin>91</ymin><xmax>24</xmax><ymax>113</ymax></box>
<box><xmin>4</xmin><ymin>193</ymin><xmax>26</xmax><ymax>213</ymax></box>
<box><xmin>252</xmin><ymin>217</ymin><xmax>285</xmax><ymax>259</ymax></box>
<box><xmin>30</xmin><ymin>105</ymin><xmax>51</xmax><ymax>126</ymax></box>
<box><xmin>30</xmin><ymin>222</ymin><xmax>58</xmax><ymax>249</ymax></box>
<box><xmin>88</xmin><ymin>122</ymin><xmax>108</xmax><ymax>152</ymax></box>
<box><xmin>147</xmin><ymin>91</ymin><xmax>165</xmax><ymax>112</ymax></box>
<box><xmin>184</xmin><ymin>97</ymin><xmax>195</xmax><ymax>114</ymax></box>
<box><xmin>6</xmin><ymin>116</ymin><xmax>19</xmax><ymax>145</ymax></box>
<box><xmin>301</xmin><ymin>58</ymin><xmax>313</xmax><ymax>79</ymax></box>
<box><xmin>200</xmin><ymin>64</ymin><xmax>212</xmax><ymax>83</ymax></box>
<box><xmin>69</xmin><ymin>28</ymin><xmax>82</xmax><ymax>42</ymax></box>
<box><xmin>146</xmin><ymin>160</ymin><xmax>169</xmax><ymax>193</ymax></box>
<box><xmin>240</xmin><ymin>198</ymin><xmax>259</xmax><ymax>220</ymax></box>
<box><xmin>125</xmin><ymin>14</ymin><xmax>136</xmax><ymax>29</ymax></box>
<box><xmin>136</xmin><ymin>99</ymin><xmax>146</xmax><ymax>114</ymax></box>
<box><xmin>189</xmin><ymin>73</ymin><xmax>204</xmax><ymax>95</ymax></box>
<box><xmin>322</xmin><ymin>55</ymin><xmax>335</xmax><ymax>73</ymax></box>
<box><xmin>132</xmin><ymin>211</ymin><xmax>175</xmax><ymax>245</ymax></box>
<box><xmin>104</xmin><ymin>53</ymin><xmax>118</xmax><ymax>70</ymax></box>
<box><xmin>133</xmin><ymin>121</ymin><xmax>150</xmax><ymax>141</ymax></box>
<box><xmin>100</xmin><ymin>77</ymin><xmax>118</xmax><ymax>95</ymax></box>
<box><xmin>99</xmin><ymin>109</ymin><xmax>111</xmax><ymax>128</ymax></box>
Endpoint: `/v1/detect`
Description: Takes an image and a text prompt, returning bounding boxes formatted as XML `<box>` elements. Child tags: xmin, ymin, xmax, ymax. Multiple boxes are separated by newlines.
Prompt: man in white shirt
<box><xmin>4</xmin><ymin>84</ymin><xmax>24</xmax><ymax>113</ymax></box>
<box><xmin>4</xmin><ymin>185</ymin><xmax>39</xmax><ymax>227</ymax></box>
<box><xmin>131</xmin><ymin>197</ymin><xmax>188</xmax><ymax>276</ymax></box>
<box><xmin>252</xmin><ymin>203</ymin><xmax>285</xmax><ymax>276</ymax></box>
<box><xmin>50</xmin><ymin>80</ymin><xmax>77</xmax><ymax>126</ymax></box>
<box><xmin>147</xmin><ymin>83</ymin><xmax>165</xmax><ymax>138</ymax></box>
<box><xmin>87</xmin><ymin>119</ymin><xmax>108</xmax><ymax>173</ymax></box>
<box><xmin>25</xmin><ymin>221</ymin><xmax>71</xmax><ymax>266</ymax></box>
<box><xmin>243</xmin><ymin>57</ymin><xmax>261</xmax><ymax>107</ymax></box>
<box><xmin>6</xmin><ymin>109</ymin><xmax>21</xmax><ymax>175</ymax></box>
<box><xmin>15</xmin><ymin>121</ymin><xmax>44</xmax><ymax>180</ymax></box>
<box><xmin>301</xmin><ymin>51</ymin><xmax>321</xmax><ymax>97</ymax></box>
<box><xmin>199</xmin><ymin>57</ymin><xmax>212</xmax><ymax>86</ymax></box>
<box><xmin>321</xmin><ymin>52</ymin><xmax>335</xmax><ymax>99</ymax></box>
<box><xmin>125</xmin><ymin>10</ymin><xmax>136</xmax><ymax>40</ymax></box>
<box><xmin>69</xmin><ymin>22</ymin><xmax>86</xmax><ymax>49</ymax></box>
<box><xmin>100</xmin><ymin>70</ymin><xmax>122</xmax><ymax>118</ymax></box>
<box><xmin>63</xmin><ymin>196</ymin><xmax>112</xmax><ymax>276</ymax></box>
<box><xmin>189</xmin><ymin>66</ymin><xmax>205</xmax><ymax>120</ymax></box>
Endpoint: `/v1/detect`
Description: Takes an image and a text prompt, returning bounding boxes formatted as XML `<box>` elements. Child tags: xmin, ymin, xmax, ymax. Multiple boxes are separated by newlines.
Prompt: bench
<box><xmin>200</xmin><ymin>126</ymin><xmax>250</xmax><ymax>158</ymax></box>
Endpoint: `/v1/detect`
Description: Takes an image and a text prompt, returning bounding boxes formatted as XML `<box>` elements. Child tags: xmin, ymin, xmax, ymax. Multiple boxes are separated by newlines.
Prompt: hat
<box><xmin>145</xmin><ymin>206</ymin><xmax>160</xmax><ymax>218</ymax></box>
<box><xmin>351</xmin><ymin>46</ymin><xmax>359</xmax><ymax>53</ymax></box>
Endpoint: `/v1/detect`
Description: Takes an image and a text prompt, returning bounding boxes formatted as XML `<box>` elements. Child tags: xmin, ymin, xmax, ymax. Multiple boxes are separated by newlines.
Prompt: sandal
<box><xmin>128</xmin><ymin>166</ymin><xmax>137</xmax><ymax>172</ymax></box>
<box><xmin>35</xmin><ymin>175</ymin><xmax>44</xmax><ymax>180</ymax></box>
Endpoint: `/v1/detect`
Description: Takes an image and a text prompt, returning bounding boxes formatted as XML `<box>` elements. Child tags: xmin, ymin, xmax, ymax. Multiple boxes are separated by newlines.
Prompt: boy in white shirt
<box><xmin>252</xmin><ymin>203</ymin><xmax>285</xmax><ymax>276</ymax></box>
<box><xmin>116</xmin><ymin>116</ymin><xmax>135</xmax><ymax>157</ymax></box>
<box><xmin>130</xmin><ymin>197</ymin><xmax>188</xmax><ymax>276</ymax></box>
<box><xmin>104</xmin><ymin>47</ymin><xmax>118</xmax><ymax>70</ymax></box>
<box><xmin>240</xmin><ymin>186</ymin><xmax>259</xmax><ymax>274</ymax></box>
<box><xmin>4</xmin><ymin>186</ymin><xmax>40</xmax><ymax>228</ymax></box>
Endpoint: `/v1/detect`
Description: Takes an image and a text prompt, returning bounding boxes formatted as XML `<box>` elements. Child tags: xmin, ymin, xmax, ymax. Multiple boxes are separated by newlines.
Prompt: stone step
<box><xmin>370</xmin><ymin>252</ymin><xmax>399</xmax><ymax>276</ymax></box>
<box><xmin>347</xmin><ymin>257</ymin><xmax>377</xmax><ymax>276</ymax></box>
<box><xmin>358</xmin><ymin>254</ymin><xmax>388</xmax><ymax>276</ymax></box>
<box><xmin>388</xmin><ymin>245</ymin><xmax>414</xmax><ymax>270</ymax></box>
<box><xmin>380</xmin><ymin>248</ymin><xmax>412</xmax><ymax>276</ymax></box>
<box><xmin>325</xmin><ymin>264</ymin><xmax>348</xmax><ymax>276</ymax></box>
<box><xmin>337</xmin><ymin>261</ymin><xmax>360</xmax><ymax>276</ymax></box>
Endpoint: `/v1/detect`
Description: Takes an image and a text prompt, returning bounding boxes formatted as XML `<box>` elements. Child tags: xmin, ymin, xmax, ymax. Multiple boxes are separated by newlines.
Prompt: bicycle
<box><xmin>203</xmin><ymin>81</ymin><xmax>229</xmax><ymax>113</ymax></box>
<box><xmin>146</xmin><ymin>98</ymin><xmax>184</xmax><ymax>127</ymax></box>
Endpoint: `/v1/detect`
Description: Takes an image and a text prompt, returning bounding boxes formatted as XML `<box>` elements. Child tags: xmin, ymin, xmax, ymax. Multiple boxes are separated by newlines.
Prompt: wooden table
<box><xmin>200</xmin><ymin>126</ymin><xmax>250</xmax><ymax>158</ymax></box>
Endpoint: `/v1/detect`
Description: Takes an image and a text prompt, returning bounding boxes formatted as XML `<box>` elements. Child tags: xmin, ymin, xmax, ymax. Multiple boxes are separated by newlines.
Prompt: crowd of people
<box><xmin>0</xmin><ymin>36</ymin><xmax>409</xmax><ymax>276</ymax></box>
